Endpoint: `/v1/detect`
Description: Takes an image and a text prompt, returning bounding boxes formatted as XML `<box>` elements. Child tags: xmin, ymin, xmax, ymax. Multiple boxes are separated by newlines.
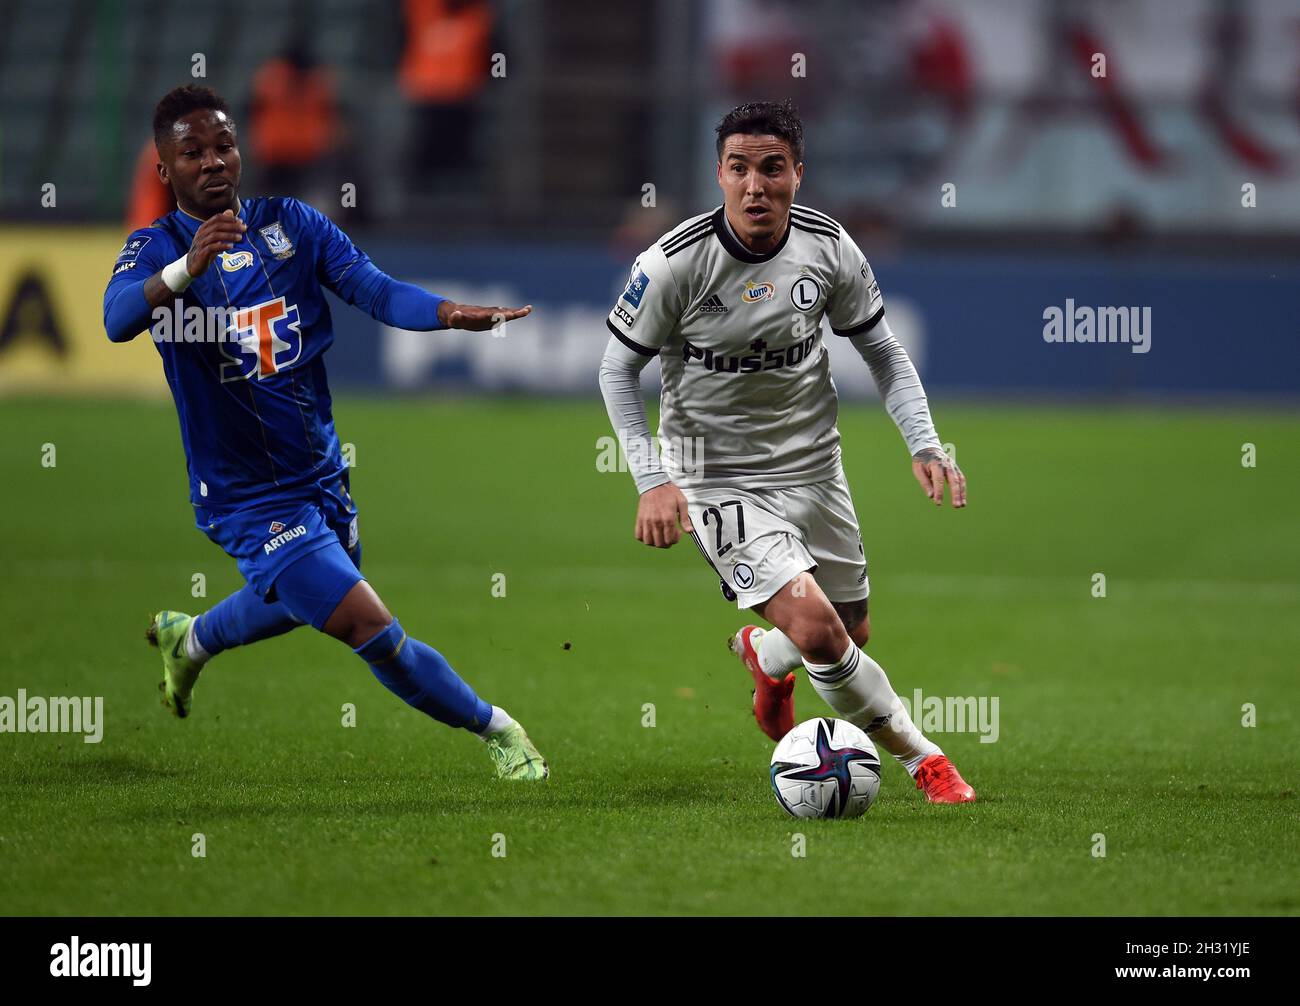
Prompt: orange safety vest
<box><xmin>251</xmin><ymin>59</ymin><xmax>338</xmax><ymax>167</ymax></box>
<box><xmin>125</xmin><ymin>140</ymin><xmax>174</xmax><ymax>231</ymax></box>
<box><xmin>399</xmin><ymin>0</ymin><xmax>492</xmax><ymax>103</ymax></box>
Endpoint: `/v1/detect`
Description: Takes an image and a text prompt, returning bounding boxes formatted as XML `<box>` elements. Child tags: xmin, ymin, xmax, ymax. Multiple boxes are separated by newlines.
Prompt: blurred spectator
<box><xmin>399</xmin><ymin>0</ymin><xmax>493</xmax><ymax>192</ymax></box>
<box><xmin>250</xmin><ymin>43</ymin><xmax>340</xmax><ymax>197</ymax></box>
<box><xmin>125</xmin><ymin>140</ymin><xmax>175</xmax><ymax>231</ymax></box>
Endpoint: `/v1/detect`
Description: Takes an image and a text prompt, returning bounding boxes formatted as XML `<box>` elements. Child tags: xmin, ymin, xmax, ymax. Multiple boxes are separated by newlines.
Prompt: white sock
<box><xmin>756</xmin><ymin>627</ymin><xmax>802</xmax><ymax>679</ymax></box>
<box><xmin>478</xmin><ymin>705</ymin><xmax>515</xmax><ymax>737</ymax></box>
<box><xmin>184</xmin><ymin>618</ymin><xmax>211</xmax><ymax>665</ymax></box>
<box><xmin>802</xmin><ymin>642</ymin><xmax>940</xmax><ymax>776</ymax></box>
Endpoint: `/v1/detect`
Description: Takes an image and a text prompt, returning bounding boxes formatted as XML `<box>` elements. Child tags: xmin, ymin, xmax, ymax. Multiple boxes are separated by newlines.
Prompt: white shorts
<box><xmin>683</xmin><ymin>471</ymin><xmax>869</xmax><ymax>609</ymax></box>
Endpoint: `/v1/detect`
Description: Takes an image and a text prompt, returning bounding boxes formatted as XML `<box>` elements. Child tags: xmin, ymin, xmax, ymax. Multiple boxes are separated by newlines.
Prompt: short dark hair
<box><xmin>152</xmin><ymin>85</ymin><xmax>231</xmax><ymax>148</ymax></box>
<box><xmin>715</xmin><ymin>100</ymin><xmax>804</xmax><ymax>163</ymax></box>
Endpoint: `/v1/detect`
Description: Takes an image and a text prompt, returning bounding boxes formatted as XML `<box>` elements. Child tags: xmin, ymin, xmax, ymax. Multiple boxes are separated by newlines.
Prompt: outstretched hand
<box><xmin>438</xmin><ymin>301</ymin><xmax>533</xmax><ymax>332</ymax></box>
<box><xmin>912</xmin><ymin>446</ymin><xmax>967</xmax><ymax>508</ymax></box>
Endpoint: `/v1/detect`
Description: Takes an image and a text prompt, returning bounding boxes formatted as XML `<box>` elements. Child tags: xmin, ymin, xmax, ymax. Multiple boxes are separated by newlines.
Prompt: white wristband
<box><xmin>161</xmin><ymin>255</ymin><xmax>195</xmax><ymax>293</ymax></box>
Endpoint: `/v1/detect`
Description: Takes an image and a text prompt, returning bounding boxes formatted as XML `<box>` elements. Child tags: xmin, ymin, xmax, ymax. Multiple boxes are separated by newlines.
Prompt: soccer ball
<box><xmin>770</xmin><ymin>717</ymin><xmax>883</xmax><ymax>819</ymax></box>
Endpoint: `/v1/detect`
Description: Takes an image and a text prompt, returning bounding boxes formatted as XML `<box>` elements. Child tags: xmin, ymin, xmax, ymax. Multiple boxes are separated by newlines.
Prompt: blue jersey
<box><xmin>103</xmin><ymin>197</ymin><xmax>441</xmax><ymax>511</ymax></box>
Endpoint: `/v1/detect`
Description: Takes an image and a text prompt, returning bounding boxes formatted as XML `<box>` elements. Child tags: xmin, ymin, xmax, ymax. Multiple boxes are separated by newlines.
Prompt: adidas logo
<box><xmin>699</xmin><ymin>294</ymin><xmax>729</xmax><ymax>315</ymax></box>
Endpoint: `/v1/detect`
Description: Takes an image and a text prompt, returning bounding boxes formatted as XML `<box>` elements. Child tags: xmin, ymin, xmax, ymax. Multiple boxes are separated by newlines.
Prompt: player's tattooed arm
<box><xmin>636</xmin><ymin>482</ymin><xmax>695</xmax><ymax>549</ymax></box>
<box><xmin>141</xmin><ymin>210</ymin><xmax>247</xmax><ymax>309</ymax></box>
<box><xmin>140</xmin><ymin>272</ymin><xmax>179</xmax><ymax>309</ymax></box>
<box><xmin>436</xmin><ymin>301</ymin><xmax>533</xmax><ymax>332</ymax></box>
<box><xmin>911</xmin><ymin>446</ymin><xmax>967</xmax><ymax>508</ymax></box>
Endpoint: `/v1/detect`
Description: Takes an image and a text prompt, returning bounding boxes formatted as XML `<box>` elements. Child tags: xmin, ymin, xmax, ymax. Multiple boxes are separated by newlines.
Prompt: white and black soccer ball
<box><xmin>770</xmin><ymin>717</ymin><xmax>883</xmax><ymax>819</ymax></box>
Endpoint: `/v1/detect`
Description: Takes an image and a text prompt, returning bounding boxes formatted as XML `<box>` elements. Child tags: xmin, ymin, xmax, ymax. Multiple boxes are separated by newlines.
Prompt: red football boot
<box><xmin>729</xmin><ymin>625</ymin><xmax>795</xmax><ymax>741</ymax></box>
<box><xmin>914</xmin><ymin>753</ymin><xmax>976</xmax><ymax>803</ymax></box>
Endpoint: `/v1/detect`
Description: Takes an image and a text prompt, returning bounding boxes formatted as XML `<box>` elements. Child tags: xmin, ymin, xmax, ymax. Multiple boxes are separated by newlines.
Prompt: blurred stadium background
<box><xmin>3</xmin><ymin>0</ymin><xmax>1300</xmax><ymax>400</ymax></box>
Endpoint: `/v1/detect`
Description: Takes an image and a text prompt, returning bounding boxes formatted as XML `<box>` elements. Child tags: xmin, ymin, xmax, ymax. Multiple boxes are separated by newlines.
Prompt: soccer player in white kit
<box><xmin>598</xmin><ymin>101</ymin><xmax>975</xmax><ymax>803</ymax></box>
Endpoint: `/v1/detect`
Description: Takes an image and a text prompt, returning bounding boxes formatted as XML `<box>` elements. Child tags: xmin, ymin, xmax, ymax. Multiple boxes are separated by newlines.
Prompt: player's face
<box><xmin>716</xmin><ymin>134</ymin><xmax>803</xmax><ymax>252</ymax></box>
<box><xmin>157</xmin><ymin>109</ymin><xmax>242</xmax><ymax>217</ymax></box>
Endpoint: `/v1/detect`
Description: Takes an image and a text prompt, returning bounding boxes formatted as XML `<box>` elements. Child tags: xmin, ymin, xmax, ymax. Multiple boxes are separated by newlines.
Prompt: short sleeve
<box><xmin>605</xmin><ymin>243</ymin><xmax>680</xmax><ymax>357</ymax></box>
<box><xmin>825</xmin><ymin>228</ymin><xmax>885</xmax><ymax>337</ymax></box>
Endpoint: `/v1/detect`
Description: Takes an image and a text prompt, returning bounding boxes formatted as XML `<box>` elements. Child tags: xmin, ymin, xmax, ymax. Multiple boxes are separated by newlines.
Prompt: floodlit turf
<box><xmin>1</xmin><ymin>396</ymin><xmax>1297</xmax><ymax>916</ymax></box>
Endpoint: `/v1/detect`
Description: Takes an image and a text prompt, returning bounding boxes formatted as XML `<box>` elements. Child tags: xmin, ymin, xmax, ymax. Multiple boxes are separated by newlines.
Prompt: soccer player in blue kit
<box><xmin>103</xmin><ymin>85</ymin><xmax>548</xmax><ymax>780</ymax></box>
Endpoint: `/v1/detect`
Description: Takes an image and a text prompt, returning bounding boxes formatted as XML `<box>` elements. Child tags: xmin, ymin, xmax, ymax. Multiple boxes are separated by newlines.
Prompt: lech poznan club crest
<box><xmin>258</xmin><ymin>222</ymin><xmax>295</xmax><ymax>260</ymax></box>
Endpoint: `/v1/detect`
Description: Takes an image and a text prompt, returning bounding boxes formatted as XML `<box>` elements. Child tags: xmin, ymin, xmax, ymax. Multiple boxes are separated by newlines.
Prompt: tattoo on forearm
<box><xmin>143</xmin><ymin>273</ymin><xmax>178</xmax><ymax>310</ymax></box>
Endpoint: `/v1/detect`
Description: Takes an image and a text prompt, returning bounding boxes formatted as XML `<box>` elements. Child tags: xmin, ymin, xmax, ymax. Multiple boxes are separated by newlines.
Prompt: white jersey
<box><xmin>605</xmin><ymin>204</ymin><xmax>884</xmax><ymax>489</ymax></box>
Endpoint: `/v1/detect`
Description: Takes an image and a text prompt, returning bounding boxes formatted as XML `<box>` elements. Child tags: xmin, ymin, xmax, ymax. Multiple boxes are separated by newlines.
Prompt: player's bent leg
<box><xmin>192</xmin><ymin>584</ymin><xmax>304</xmax><ymax>659</ymax></box>
<box><xmin>737</xmin><ymin>590</ymin><xmax>862</xmax><ymax>688</ymax></box>
<box><xmin>832</xmin><ymin>598</ymin><xmax>870</xmax><ymax>648</ymax></box>
<box><xmin>734</xmin><ymin>572</ymin><xmax>849</xmax><ymax>743</ymax></box>
<box><xmin>150</xmin><ymin>588</ymin><xmax>308</xmax><ymax>718</ymax></box>
<box><xmin>754</xmin><ymin>572</ymin><xmax>852</xmax><ymax>664</ymax></box>
<box><xmin>274</xmin><ymin>547</ymin><xmax>548</xmax><ymax>780</ymax></box>
<box><xmin>759</xmin><ymin>575</ymin><xmax>974</xmax><ymax>801</ymax></box>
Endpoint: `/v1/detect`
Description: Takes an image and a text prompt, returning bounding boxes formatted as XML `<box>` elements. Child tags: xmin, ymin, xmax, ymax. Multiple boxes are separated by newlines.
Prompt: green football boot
<box><xmin>145</xmin><ymin>610</ymin><xmax>204</xmax><ymax>719</ymax></box>
<box><xmin>484</xmin><ymin>722</ymin><xmax>549</xmax><ymax>781</ymax></box>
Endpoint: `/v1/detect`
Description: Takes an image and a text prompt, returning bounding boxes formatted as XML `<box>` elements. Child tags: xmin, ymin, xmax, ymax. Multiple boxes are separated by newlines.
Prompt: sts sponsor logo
<box><xmin>220</xmin><ymin>296</ymin><xmax>303</xmax><ymax>382</ymax></box>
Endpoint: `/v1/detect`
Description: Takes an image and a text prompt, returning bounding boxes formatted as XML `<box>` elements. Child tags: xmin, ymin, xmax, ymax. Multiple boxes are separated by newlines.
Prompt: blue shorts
<box><xmin>195</xmin><ymin>473</ymin><xmax>365</xmax><ymax>628</ymax></box>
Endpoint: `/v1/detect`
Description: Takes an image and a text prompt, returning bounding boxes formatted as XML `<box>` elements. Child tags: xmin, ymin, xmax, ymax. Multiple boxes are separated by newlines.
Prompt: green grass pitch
<box><xmin>1</xmin><ymin>396</ymin><xmax>1296</xmax><ymax>916</ymax></box>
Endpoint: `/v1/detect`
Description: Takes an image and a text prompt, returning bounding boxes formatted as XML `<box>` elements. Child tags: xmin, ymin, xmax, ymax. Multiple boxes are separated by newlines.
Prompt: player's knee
<box><xmin>788</xmin><ymin>611</ymin><xmax>849</xmax><ymax>664</ymax></box>
<box><xmin>344</xmin><ymin>614</ymin><xmax>393</xmax><ymax>650</ymax></box>
<box><xmin>322</xmin><ymin>583</ymin><xmax>393</xmax><ymax>649</ymax></box>
<box><xmin>836</xmin><ymin>604</ymin><xmax>870</xmax><ymax>646</ymax></box>
<box><xmin>853</xmin><ymin>613</ymin><xmax>870</xmax><ymax>646</ymax></box>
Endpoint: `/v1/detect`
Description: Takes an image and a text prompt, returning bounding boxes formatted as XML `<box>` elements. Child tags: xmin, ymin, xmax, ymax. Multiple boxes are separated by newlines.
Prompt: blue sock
<box><xmin>193</xmin><ymin>583</ymin><xmax>303</xmax><ymax>657</ymax></box>
<box><xmin>354</xmin><ymin>619</ymin><xmax>493</xmax><ymax>731</ymax></box>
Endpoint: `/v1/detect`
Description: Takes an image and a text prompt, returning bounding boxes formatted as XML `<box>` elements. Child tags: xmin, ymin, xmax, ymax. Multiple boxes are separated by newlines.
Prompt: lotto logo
<box><xmin>220</xmin><ymin>296</ymin><xmax>303</xmax><ymax>382</ymax></box>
